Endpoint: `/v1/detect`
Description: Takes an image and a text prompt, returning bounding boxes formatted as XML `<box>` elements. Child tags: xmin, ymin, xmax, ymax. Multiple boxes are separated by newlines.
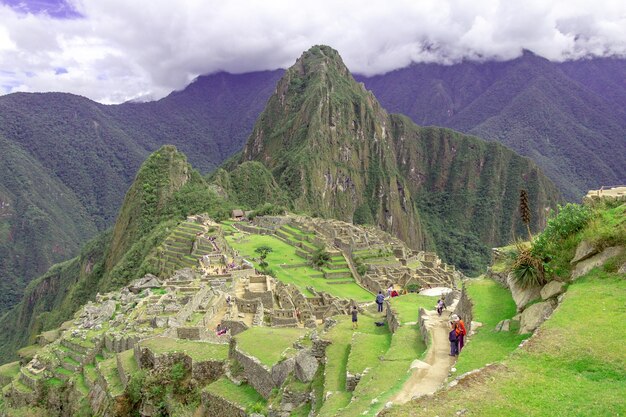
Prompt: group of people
<box><xmin>448</xmin><ymin>314</ymin><xmax>466</xmax><ymax>356</ymax></box>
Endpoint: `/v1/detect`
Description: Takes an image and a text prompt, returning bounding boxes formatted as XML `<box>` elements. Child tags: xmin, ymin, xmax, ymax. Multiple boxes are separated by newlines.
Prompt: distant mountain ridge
<box><xmin>0</xmin><ymin>50</ymin><xmax>624</xmax><ymax>313</ymax></box>
<box><xmin>356</xmin><ymin>52</ymin><xmax>626</xmax><ymax>199</ymax></box>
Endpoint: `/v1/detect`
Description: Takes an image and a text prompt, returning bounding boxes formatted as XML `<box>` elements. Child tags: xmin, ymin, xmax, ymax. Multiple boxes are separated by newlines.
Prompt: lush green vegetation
<box><xmin>386</xmin><ymin>270</ymin><xmax>626</xmax><ymax>417</ymax></box>
<box><xmin>225</xmin><ymin>233</ymin><xmax>372</xmax><ymax>300</ymax></box>
<box><xmin>235</xmin><ymin>327</ymin><xmax>306</xmax><ymax>367</ymax></box>
<box><xmin>319</xmin><ymin>294</ymin><xmax>435</xmax><ymax>417</ymax></box>
<box><xmin>139</xmin><ymin>337</ymin><xmax>229</xmax><ymax>362</ymax></box>
<box><xmin>205</xmin><ymin>377</ymin><xmax>266</xmax><ymax>414</ymax></box>
<box><xmin>452</xmin><ymin>278</ymin><xmax>526</xmax><ymax>376</ymax></box>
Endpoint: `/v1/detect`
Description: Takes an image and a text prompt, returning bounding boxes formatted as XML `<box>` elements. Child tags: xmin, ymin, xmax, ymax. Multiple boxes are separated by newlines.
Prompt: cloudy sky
<box><xmin>1</xmin><ymin>0</ymin><xmax>625</xmax><ymax>104</ymax></box>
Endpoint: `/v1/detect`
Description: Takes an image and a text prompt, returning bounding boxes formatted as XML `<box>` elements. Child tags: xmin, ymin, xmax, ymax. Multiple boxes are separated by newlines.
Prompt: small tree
<box><xmin>519</xmin><ymin>189</ymin><xmax>532</xmax><ymax>240</ymax></box>
<box><xmin>311</xmin><ymin>248</ymin><xmax>331</xmax><ymax>268</ymax></box>
<box><xmin>255</xmin><ymin>245</ymin><xmax>273</xmax><ymax>267</ymax></box>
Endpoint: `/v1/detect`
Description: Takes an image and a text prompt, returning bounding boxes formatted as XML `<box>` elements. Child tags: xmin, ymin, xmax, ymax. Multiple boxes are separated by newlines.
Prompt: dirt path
<box><xmin>391</xmin><ymin>308</ymin><xmax>456</xmax><ymax>404</ymax></box>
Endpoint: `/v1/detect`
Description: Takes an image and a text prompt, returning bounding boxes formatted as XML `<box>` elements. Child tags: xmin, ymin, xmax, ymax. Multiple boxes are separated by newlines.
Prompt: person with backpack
<box><xmin>449</xmin><ymin>321</ymin><xmax>459</xmax><ymax>356</ymax></box>
<box><xmin>351</xmin><ymin>306</ymin><xmax>359</xmax><ymax>329</ymax></box>
<box><xmin>451</xmin><ymin>314</ymin><xmax>467</xmax><ymax>351</ymax></box>
<box><xmin>375</xmin><ymin>291</ymin><xmax>385</xmax><ymax>313</ymax></box>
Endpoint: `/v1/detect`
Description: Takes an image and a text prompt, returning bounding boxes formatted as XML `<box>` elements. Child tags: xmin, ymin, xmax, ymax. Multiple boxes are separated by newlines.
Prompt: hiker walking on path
<box><xmin>352</xmin><ymin>306</ymin><xmax>359</xmax><ymax>329</ymax></box>
<box><xmin>449</xmin><ymin>321</ymin><xmax>459</xmax><ymax>356</ymax></box>
<box><xmin>451</xmin><ymin>314</ymin><xmax>467</xmax><ymax>352</ymax></box>
<box><xmin>436</xmin><ymin>297</ymin><xmax>446</xmax><ymax>316</ymax></box>
<box><xmin>376</xmin><ymin>291</ymin><xmax>385</xmax><ymax>313</ymax></box>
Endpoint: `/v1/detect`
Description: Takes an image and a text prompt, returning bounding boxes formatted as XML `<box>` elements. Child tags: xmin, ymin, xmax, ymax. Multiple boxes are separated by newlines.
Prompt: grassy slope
<box><xmin>385</xmin><ymin>269</ymin><xmax>626</xmax><ymax>417</ymax></box>
<box><xmin>225</xmin><ymin>232</ymin><xmax>372</xmax><ymax>301</ymax></box>
<box><xmin>319</xmin><ymin>294</ymin><xmax>435</xmax><ymax>417</ymax></box>
<box><xmin>452</xmin><ymin>278</ymin><xmax>526</xmax><ymax>376</ymax></box>
<box><xmin>235</xmin><ymin>327</ymin><xmax>306</xmax><ymax>367</ymax></box>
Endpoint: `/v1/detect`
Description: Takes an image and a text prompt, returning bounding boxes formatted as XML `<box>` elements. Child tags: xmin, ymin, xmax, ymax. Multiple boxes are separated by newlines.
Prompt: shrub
<box><xmin>532</xmin><ymin>203</ymin><xmax>592</xmax><ymax>258</ymax></box>
<box><xmin>311</xmin><ymin>249</ymin><xmax>331</xmax><ymax>268</ymax></box>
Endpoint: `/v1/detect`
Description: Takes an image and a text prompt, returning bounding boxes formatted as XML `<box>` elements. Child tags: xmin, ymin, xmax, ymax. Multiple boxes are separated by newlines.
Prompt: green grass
<box><xmin>386</xmin><ymin>270</ymin><xmax>626</xmax><ymax>417</ymax></box>
<box><xmin>138</xmin><ymin>337</ymin><xmax>228</xmax><ymax>362</ymax></box>
<box><xmin>46</xmin><ymin>377</ymin><xmax>64</xmax><ymax>388</ymax></box>
<box><xmin>389</xmin><ymin>293</ymin><xmax>438</xmax><ymax>324</ymax></box>
<box><xmin>235</xmin><ymin>327</ymin><xmax>307</xmax><ymax>367</ymax></box>
<box><xmin>117</xmin><ymin>349</ymin><xmax>139</xmax><ymax>374</ymax></box>
<box><xmin>83</xmin><ymin>364</ymin><xmax>98</xmax><ymax>385</ymax></box>
<box><xmin>73</xmin><ymin>374</ymin><xmax>89</xmax><ymax>394</ymax></box>
<box><xmin>346</xmin><ymin>333</ymin><xmax>391</xmax><ymax>375</ymax></box>
<box><xmin>98</xmin><ymin>358</ymin><xmax>124</xmax><ymax>397</ymax></box>
<box><xmin>318</xmin><ymin>313</ymin><xmax>396</xmax><ymax>416</ymax></box>
<box><xmin>452</xmin><ymin>278</ymin><xmax>527</xmax><ymax>376</ymax></box>
<box><xmin>205</xmin><ymin>377</ymin><xmax>266</xmax><ymax>413</ymax></box>
<box><xmin>225</xmin><ymin>233</ymin><xmax>371</xmax><ymax>300</ymax></box>
<box><xmin>0</xmin><ymin>361</ymin><xmax>20</xmax><ymax>384</ymax></box>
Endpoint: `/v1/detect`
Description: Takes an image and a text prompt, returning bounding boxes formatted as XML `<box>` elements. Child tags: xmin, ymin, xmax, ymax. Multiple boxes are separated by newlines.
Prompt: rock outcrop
<box><xmin>519</xmin><ymin>301</ymin><xmax>555</xmax><ymax>334</ymax></box>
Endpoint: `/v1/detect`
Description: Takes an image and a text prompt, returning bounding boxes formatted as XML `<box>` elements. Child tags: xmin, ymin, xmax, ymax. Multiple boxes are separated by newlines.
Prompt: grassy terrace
<box><xmin>205</xmin><ymin>377</ymin><xmax>266</xmax><ymax>413</ymax></box>
<box><xmin>389</xmin><ymin>293</ymin><xmax>438</xmax><ymax>324</ymax></box>
<box><xmin>318</xmin><ymin>294</ymin><xmax>435</xmax><ymax>417</ymax></box>
<box><xmin>138</xmin><ymin>337</ymin><xmax>229</xmax><ymax>362</ymax></box>
<box><xmin>452</xmin><ymin>278</ymin><xmax>527</xmax><ymax>376</ymax></box>
<box><xmin>118</xmin><ymin>349</ymin><xmax>139</xmax><ymax>374</ymax></box>
<box><xmin>346</xmin><ymin>332</ymin><xmax>390</xmax><ymax>376</ymax></box>
<box><xmin>225</xmin><ymin>233</ymin><xmax>371</xmax><ymax>301</ymax></box>
<box><xmin>386</xmin><ymin>270</ymin><xmax>626</xmax><ymax>417</ymax></box>
<box><xmin>0</xmin><ymin>362</ymin><xmax>20</xmax><ymax>386</ymax></box>
<box><xmin>235</xmin><ymin>327</ymin><xmax>307</xmax><ymax>367</ymax></box>
<box><xmin>98</xmin><ymin>358</ymin><xmax>124</xmax><ymax>397</ymax></box>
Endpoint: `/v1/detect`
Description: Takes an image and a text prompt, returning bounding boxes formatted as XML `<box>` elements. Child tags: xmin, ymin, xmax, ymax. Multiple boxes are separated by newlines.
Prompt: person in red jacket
<box><xmin>451</xmin><ymin>314</ymin><xmax>467</xmax><ymax>351</ymax></box>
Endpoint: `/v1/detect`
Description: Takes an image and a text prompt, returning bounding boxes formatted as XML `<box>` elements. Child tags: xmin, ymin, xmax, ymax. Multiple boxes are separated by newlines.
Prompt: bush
<box><xmin>532</xmin><ymin>203</ymin><xmax>592</xmax><ymax>258</ymax></box>
<box><xmin>311</xmin><ymin>249</ymin><xmax>331</xmax><ymax>268</ymax></box>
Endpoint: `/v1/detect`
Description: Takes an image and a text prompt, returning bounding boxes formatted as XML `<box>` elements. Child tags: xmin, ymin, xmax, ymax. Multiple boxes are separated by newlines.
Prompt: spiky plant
<box><xmin>519</xmin><ymin>189</ymin><xmax>532</xmax><ymax>240</ymax></box>
<box><xmin>511</xmin><ymin>241</ymin><xmax>547</xmax><ymax>289</ymax></box>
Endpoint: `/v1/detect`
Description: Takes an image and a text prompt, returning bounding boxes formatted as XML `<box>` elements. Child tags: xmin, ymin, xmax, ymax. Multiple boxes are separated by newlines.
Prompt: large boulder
<box><xmin>294</xmin><ymin>351</ymin><xmax>318</xmax><ymax>383</ymax></box>
<box><xmin>506</xmin><ymin>273</ymin><xmax>542</xmax><ymax>312</ymax></box>
<box><xmin>519</xmin><ymin>301</ymin><xmax>554</xmax><ymax>334</ymax></box>
<box><xmin>570</xmin><ymin>240</ymin><xmax>599</xmax><ymax>264</ymax></box>
<box><xmin>618</xmin><ymin>263</ymin><xmax>626</xmax><ymax>275</ymax></box>
<box><xmin>540</xmin><ymin>281</ymin><xmax>566</xmax><ymax>300</ymax></box>
<box><xmin>571</xmin><ymin>246</ymin><xmax>625</xmax><ymax>280</ymax></box>
<box><xmin>271</xmin><ymin>357</ymin><xmax>295</xmax><ymax>386</ymax></box>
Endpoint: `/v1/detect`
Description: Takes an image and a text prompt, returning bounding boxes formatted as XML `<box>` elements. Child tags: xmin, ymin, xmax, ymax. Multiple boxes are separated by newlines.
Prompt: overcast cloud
<box><xmin>0</xmin><ymin>0</ymin><xmax>625</xmax><ymax>103</ymax></box>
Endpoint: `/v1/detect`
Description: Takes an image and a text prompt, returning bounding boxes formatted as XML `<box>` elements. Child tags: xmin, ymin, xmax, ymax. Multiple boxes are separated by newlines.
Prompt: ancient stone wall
<box><xmin>385</xmin><ymin>300</ymin><xmax>401</xmax><ymax>334</ymax></box>
<box><xmin>201</xmin><ymin>391</ymin><xmax>247</xmax><ymax>417</ymax></box>
<box><xmin>230</xmin><ymin>346</ymin><xmax>275</xmax><ymax>398</ymax></box>
<box><xmin>454</xmin><ymin>285</ymin><xmax>473</xmax><ymax>334</ymax></box>
<box><xmin>418</xmin><ymin>307</ymin><xmax>430</xmax><ymax>345</ymax></box>
<box><xmin>177</xmin><ymin>327</ymin><xmax>201</xmax><ymax>340</ymax></box>
<box><xmin>191</xmin><ymin>360</ymin><xmax>224</xmax><ymax>384</ymax></box>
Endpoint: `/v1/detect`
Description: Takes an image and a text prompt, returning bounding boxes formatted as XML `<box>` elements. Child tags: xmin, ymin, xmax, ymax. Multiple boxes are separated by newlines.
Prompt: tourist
<box><xmin>452</xmin><ymin>314</ymin><xmax>467</xmax><ymax>352</ymax></box>
<box><xmin>376</xmin><ymin>291</ymin><xmax>385</xmax><ymax>313</ymax></box>
<box><xmin>436</xmin><ymin>297</ymin><xmax>446</xmax><ymax>316</ymax></box>
<box><xmin>215</xmin><ymin>323</ymin><xmax>227</xmax><ymax>336</ymax></box>
<box><xmin>387</xmin><ymin>285</ymin><xmax>393</xmax><ymax>297</ymax></box>
<box><xmin>351</xmin><ymin>306</ymin><xmax>358</xmax><ymax>329</ymax></box>
<box><xmin>449</xmin><ymin>322</ymin><xmax>459</xmax><ymax>356</ymax></box>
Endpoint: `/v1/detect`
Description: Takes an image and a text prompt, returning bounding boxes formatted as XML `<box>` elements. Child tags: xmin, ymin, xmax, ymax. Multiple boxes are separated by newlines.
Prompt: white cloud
<box><xmin>0</xmin><ymin>0</ymin><xmax>624</xmax><ymax>103</ymax></box>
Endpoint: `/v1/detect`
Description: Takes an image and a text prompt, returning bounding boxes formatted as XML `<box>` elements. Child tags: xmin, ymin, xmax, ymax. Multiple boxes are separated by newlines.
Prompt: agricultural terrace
<box><xmin>451</xmin><ymin>278</ymin><xmax>526</xmax><ymax>376</ymax></box>
<box><xmin>224</xmin><ymin>232</ymin><xmax>372</xmax><ymax>301</ymax></box>
<box><xmin>235</xmin><ymin>327</ymin><xmax>308</xmax><ymax>367</ymax></box>
<box><xmin>319</xmin><ymin>293</ymin><xmax>436</xmax><ymax>417</ymax></box>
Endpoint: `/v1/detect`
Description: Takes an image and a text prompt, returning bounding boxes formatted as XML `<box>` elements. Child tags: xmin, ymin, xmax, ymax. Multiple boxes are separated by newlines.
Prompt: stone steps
<box><xmin>54</xmin><ymin>344</ymin><xmax>86</xmax><ymax>365</ymax></box>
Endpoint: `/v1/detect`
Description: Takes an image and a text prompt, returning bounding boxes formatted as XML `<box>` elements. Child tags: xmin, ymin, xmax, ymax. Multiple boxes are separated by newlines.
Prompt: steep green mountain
<box><xmin>0</xmin><ymin>134</ymin><xmax>97</xmax><ymax>313</ymax></box>
<box><xmin>0</xmin><ymin>70</ymin><xmax>281</xmax><ymax>313</ymax></box>
<box><xmin>357</xmin><ymin>53</ymin><xmax>626</xmax><ymax>200</ymax></box>
<box><xmin>0</xmin><ymin>146</ymin><xmax>229</xmax><ymax>362</ymax></box>
<box><xmin>239</xmin><ymin>46</ymin><xmax>560</xmax><ymax>274</ymax></box>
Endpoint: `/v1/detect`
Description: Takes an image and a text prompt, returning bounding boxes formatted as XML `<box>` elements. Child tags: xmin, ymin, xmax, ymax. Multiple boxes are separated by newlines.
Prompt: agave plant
<box><xmin>511</xmin><ymin>241</ymin><xmax>548</xmax><ymax>289</ymax></box>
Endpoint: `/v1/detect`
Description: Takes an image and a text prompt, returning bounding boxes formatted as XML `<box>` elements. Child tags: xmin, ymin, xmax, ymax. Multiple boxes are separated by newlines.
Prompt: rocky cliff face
<box><xmin>240</xmin><ymin>46</ymin><xmax>560</xmax><ymax>270</ymax></box>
